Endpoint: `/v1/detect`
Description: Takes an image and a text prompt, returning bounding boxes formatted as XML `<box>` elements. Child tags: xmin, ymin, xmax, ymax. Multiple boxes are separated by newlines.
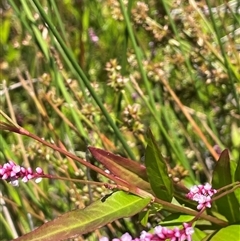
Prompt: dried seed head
<box><xmin>132</xmin><ymin>2</ymin><xmax>149</xmax><ymax>24</ymax></box>
<box><xmin>105</xmin><ymin>59</ymin><xmax>128</xmax><ymax>92</ymax></box>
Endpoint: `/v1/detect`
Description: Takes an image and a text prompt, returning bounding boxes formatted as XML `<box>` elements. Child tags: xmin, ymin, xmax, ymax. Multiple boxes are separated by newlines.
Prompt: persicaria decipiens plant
<box><xmin>100</xmin><ymin>183</ymin><xmax>217</xmax><ymax>241</ymax></box>
<box><xmin>0</xmin><ymin>160</ymin><xmax>218</xmax><ymax>241</ymax></box>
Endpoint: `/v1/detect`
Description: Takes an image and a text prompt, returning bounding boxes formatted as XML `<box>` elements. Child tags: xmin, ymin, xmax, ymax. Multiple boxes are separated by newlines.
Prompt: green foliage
<box><xmin>145</xmin><ymin>129</ymin><xmax>173</xmax><ymax>201</ymax></box>
<box><xmin>12</xmin><ymin>191</ymin><xmax>151</xmax><ymax>241</ymax></box>
<box><xmin>1</xmin><ymin>0</ymin><xmax>240</xmax><ymax>240</ymax></box>
<box><xmin>205</xmin><ymin>224</ymin><xmax>240</xmax><ymax>241</ymax></box>
<box><xmin>212</xmin><ymin>150</ymin><xmax>240</xmax><ymax>223</ymax></box>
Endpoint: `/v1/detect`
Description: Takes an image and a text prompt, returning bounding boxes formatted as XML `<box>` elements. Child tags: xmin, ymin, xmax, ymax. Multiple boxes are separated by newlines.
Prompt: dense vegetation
<box><xmin>0</xmin><ymin>0</ymin><xmax>239</xmax><ymax>240</ymax></box>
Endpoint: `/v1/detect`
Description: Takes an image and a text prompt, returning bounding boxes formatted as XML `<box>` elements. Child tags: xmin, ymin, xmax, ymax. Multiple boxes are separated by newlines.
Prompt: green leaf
<box><xmin>212</xmin><ymin>149</ymin><xmax>240</xmax><ymax>223</ymax></box>
<box><xmin>145</xmin><ymin>129</ymin><xmax>173</xmax><ymax>202</ymax></box>
<box><xmin>139</xmin><ymin>210</ymin><xmax>150</xmax><ymax>227</ymax></box>
<box><xmin>234</xmin><ymin>159</ymin><xmax>240</xmax><ymax>204</ymax></box>
<box><xmin>192</xmin><ymin>228</ymin><xmax>207</xmax><ymax>241</ymax></box>
<box><xmin>235</xmin><ymin>159</ymin><xmax>240</xmax><ymax>182</ymax></box>
<box><xmin>13</xmin><ymin>191</ymin><xmax>151</xmax><ymax>241</ymax></box>
<box><xmin>160</xmin><ymin>214</ymin><xmax>194</xmax><ymax>226</ymax></box>
<box><xmin>205</xmin><ymin>224</ymin><xmax>240</xmax><ymax>241</ymax></box>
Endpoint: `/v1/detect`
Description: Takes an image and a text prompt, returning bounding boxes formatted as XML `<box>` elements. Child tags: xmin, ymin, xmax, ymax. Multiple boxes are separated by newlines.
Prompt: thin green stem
<box><xmin>118</xmin><ymin>0</ymin><xmax>156</xmax><ymax>111</ymax></box>
<box><xmin>31</xmin><ymin>0</ymin><xmax>135</xmax><ymax>159</ymax></box>
<box><xmin>161</xmin><ymin>0</ymin><xmax>195</xmax><ymax>82</ymax></box>
<box><xmin>206</xmin><ymin>0</ymin><xmax>240</xmax><ymax>115</ymax></box>
<box><xmin>48</xmin><ymin>0</ymin><xmax>68</xmax><ymax>44</ymax></box>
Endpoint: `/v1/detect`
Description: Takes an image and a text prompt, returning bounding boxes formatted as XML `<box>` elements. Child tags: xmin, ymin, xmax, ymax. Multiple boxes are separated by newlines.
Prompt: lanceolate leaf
<box><xmin>212</xmin><ymin>149</ymin><xmax>240</xmax><ymax>223</ymax></box>
<box><xmin>205</xmin><ymin>224</ymin><xmax>240</xmax><ymax>241</ymax></box>
<box><xmin>234</xmin><ymin>159</ymin><xmax>240</xmax><ymax>182</ymax></box>
<box><xmin>88</xmin><ymin>147</ymin><xmax>152</xmax><ymax>193</ymax></box>
<box><xmin>13</xmin><ymin>191</ymin><xmax>151</xmax><ymax>241</ymax></box>
<box><xmin>145</xmin><ymin>129</ymin><xmax>173</xmax><ymax>202</ymax></box>
<box><xmin>88</xmin><ymin>147</ymin><xmax>148</xmax><ymax>180</ymax></box>
<box><xmin>234</xmin><ymin>159</ymin><xmax>240</xmax><ymax>204</ymax></box>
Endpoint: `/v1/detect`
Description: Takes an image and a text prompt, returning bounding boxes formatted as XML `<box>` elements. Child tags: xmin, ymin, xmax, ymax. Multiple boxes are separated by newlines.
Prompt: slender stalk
<box><xmin>118</xmin><ymin>0</ymin><xmax>156</xmax><ymax>110</ymax></box>
<box><xmin>31</xmin><ymin>0</ymin><xmax>135</xmax><ymax>159</ymax></box>
<box><xmin>206</xmin><ymin>0</ymin><xmax>240</xmax><ymax>115</ymax></box>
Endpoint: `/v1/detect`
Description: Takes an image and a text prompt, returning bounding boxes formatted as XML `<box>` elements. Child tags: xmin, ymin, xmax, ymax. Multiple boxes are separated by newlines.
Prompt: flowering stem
<box><xmin>212</xmin><ymin>183</ymin><xmax>240</xmax><ymax>202</ymax></box>
<box><xmin>40</xmin><ymin>174</ymin><xmax>108</xmax><ymax>186</ymax></box>
<box><xmin>1</xmin><ymin>122</ymin><xmax>229</xmax><ymax>226</ymax></box>
<box><xmin>154</xmin><ymin>197</ymin><xmax>227</xmax><ymax>226</ymax></box>
<box><xmin>215</xmin><ymin>181</ymin><xmax>240</xmax><ymax>194</ymax></box>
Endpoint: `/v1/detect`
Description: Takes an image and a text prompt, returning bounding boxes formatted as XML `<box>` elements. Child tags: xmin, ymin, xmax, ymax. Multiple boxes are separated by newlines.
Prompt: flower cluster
<box><xmin>186</xmin><ymin>183</ymin><xmax>217</xmax><ymax>210</ymax></box>
<box><xmin>100</xmin><ymin>223</ymin><xmax>194</xmax><ymax>241</ymax></box>
<box><xmin>0</xmin><ymin>161</ymin><xmax>43</xmax><ymax>186</ymax></box>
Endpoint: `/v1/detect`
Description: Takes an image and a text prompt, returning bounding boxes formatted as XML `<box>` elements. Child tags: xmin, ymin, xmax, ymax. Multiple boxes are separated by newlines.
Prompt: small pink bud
<box><xmin>10</xmin><ymin>171</ymin><xmax>17</xmax><ymax>177</ymax></box>
<box><xmin>27</xmin><ymin>174</ymin><xmax>34</xmax><ymax>180</ymax></box>
<box><xmin>2</xmin><ymin>173</ymin><xmax>9</xmax><ymax>180</ymax></box>
<box><xmin>22</xmin><ymin>176</ymin><xmax>28</xmax><ymax>183</ymax></box>
<box><xmin>36</xmin><ymin>167</ymin><xmax>43</xmax><ymax>174</ymax></box>
<box><xmin>9</xmin><ymin>161</ymin><xmax>15</xmax><ymax>166</ymax></box>
<box><xmin>0</xmin><ymin>168</ymin><xmax>6</xmax><ymax>175</ymax></box>
<box><xmin>12</xmin><ymin>165</ymin><xmax>21</xmax><ymax>173</ymax></box>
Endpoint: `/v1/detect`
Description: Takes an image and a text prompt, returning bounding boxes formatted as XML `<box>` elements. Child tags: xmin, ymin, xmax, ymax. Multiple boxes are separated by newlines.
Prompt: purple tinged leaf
<box><xmin>212</xmin><ymin>149</ymin><xmax>240</xmax><ymax>223</ymax></box>
<box><xmin>88</xmin><ymin>147</ymin><xmax>152</xmax><ymax>193</ymax></box>
<box><xmin>88</xmin><ymin>147</ymin><xmax>148</xmax><ymax>180</ymax></box>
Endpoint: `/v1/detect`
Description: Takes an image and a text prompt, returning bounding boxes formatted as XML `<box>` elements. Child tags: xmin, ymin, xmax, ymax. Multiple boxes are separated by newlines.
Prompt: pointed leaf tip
<box><xmin>145</xmin><ymin>129</ymin><xmax>173</xmax><ymax>202</ymax></box>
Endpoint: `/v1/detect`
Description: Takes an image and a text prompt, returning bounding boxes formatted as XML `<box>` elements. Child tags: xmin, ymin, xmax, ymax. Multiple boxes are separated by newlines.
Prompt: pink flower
<box><xmin>101</xmin><ymin>223</ymin><xmax>194</xmax><ymax>241</ymax></box>
<box><xmin>139</xmin><ymin>231</ymin><xmax>153</xmax><ymax>241</ymax></box>
<box><xmin>0</xmin><ymin>161</ymin><xmax>43</xmax><ymax>186</ymax></box>
<box><xmin>186</xmin><ymin>183</ymin><xmax>217</xmax><ymax>210</ymax></box>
